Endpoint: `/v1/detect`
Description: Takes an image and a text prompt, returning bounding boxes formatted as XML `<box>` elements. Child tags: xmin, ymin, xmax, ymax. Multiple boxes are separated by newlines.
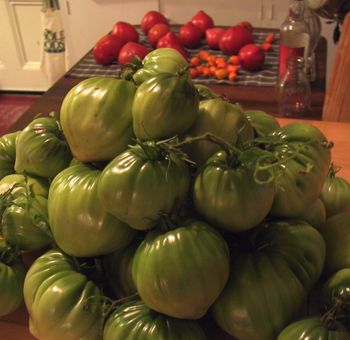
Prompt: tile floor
<box><xmin>0</xmin><ymin>93</ymin><xmax>41</xmax><ymax>136</ymax></box>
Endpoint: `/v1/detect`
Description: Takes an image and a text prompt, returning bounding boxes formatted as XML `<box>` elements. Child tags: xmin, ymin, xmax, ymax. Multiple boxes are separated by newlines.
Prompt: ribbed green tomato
<box><xmin>48</xmin><ymin>163</ymin><xmax>135</xmax><ymax>257</ymax></box>
<box><xmin>0</xmin><ymin>238</ymin><xmax>27</xmax><ymax>317</ymax></box>
<box><xmin>212</xmin><ymin>220</ymin><xmax>325</xmax><ymax>340</ymax></box>
<box><xmin>297</xmin><ymin>198</ymin><xmax>326</xmax><ymax>230</ymax></box>
<box><xmin>98</xmin><ymin>142</ymin><xmax>190</xmax><ymax>231</ymax></box>
<box><xmin>103</xmin><ymin>300</ymin><xmax>206</xmax><ymax>340</ymax></box>
<box><xmin>320</xmin><ymin>167</ymin><xmax>350</xmax><ymax>218</ymax></box>
<box><xmin>0</xmin><ymin>131</ymin><xmax>18</xmax><ymax>180</ymax></box>
<box><xmin>132</xmin><ymin>219</ymin><xmax>230</xmax><ymax>319</ymax></box>
<box><xmin>244</xmin><ymin>110</ymin><xmax>280</xmax><ymax>137</ymax></box>
<box><xmin>132</xmin><ymin>72</ymin><xmax>199</xmax><ymax>140</ymax></box>
<box><xmin>194</xmin><ymin>84</ymin><xmax>218</xmax><ymax>100</ymax></box>
<box><xmin>184</xmin><ymin>98</ymin><xmax>254</xmax><ymax>166</ymax></box>
<box><xmin>23</xmin><ymin>249</ymin><xmax>104</xmax><ymax>340</ymax></box>
<box><xmin>60</xmin><ymin>77</ymin><xmax>136</xmax><ymax>162</ymax></box>
<box><xmin>15</xmin><ymin>117</ymin><xmax>72</xmax><ymax>179</ymax></box>
<box><xmin>193</xmin><ymin>149</ymin><xmax>275</xmax><ymax>232</ymax></box>
<box><xmin>0</xmin><ymin>173</ymin><xmax>49</xmax><ymax>199</ymax></box>
<box><xmin>321</xmin><ymin>268</ymin><xmax>350</xmax><ymax>308</ymax></box>
<box><xmin>277</xmin><ymin>317</ymin><xmax>350</xmax><ymax>340</ymax></box>
<box><xmin>269</xmin><ymin>123</ymin><xmax>332</xmax><ymax>217</ymax></box>
<box><xmin>319</xmin><ymin>211</ymin><xmax>350</xmax><ymax>274</ymax></box>
<box><xmin>132</xmin><ymin>48</ymin><xmax>189</xmax><ymax>85</ymax></box>
<box><xmin>1</xmin><ymin>195</ymin><xmax>52</xmax><ymax>251</ymax></box>
<box><xmin>102</xmin><ymin>241</ymin><xmax>139</xmax><ymax>299</ymax></box>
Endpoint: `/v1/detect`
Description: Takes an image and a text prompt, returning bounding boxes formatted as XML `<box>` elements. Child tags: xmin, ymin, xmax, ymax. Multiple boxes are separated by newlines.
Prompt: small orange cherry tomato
<box><xmin>228</xmin><ymin>71</ymin><xmax>237</xmax><ymax>81</ymax></box>
<box><xmin>229</xmin><ymin>55</ymin><xmax>240</xmax><ymax>65</ymax></box>
<box><xmin>265</xmin><ymin>33</ymin><xmax>274</xmax><ymax>44</ymax></box>
<box><xmin>190</xmin><ymin>56</ymin><xmax>201</xmax><ymax>66</ymax></box>
<box><xmin>196</xmin><ymin>65</ymin><xmax>204</xmax><ymax>73</ymax></box>
<box><xmin>198</xmin><ymin>50</ymin><xmax>210</xmax><ymax>60</ymax></box>
<box><xmin>206</xmin><ymin>55</ymin><xmax>217</xmax><ymax>66</ymax></box>
<box><xmin>227</xmin><ymin>64</ymin><xmax>239</xmax><ymax>73</ymax></box>
<box><xmin>261</xmin><ymin>42</ymin><xmax>272</xmax><ymax>52</ymax></box>
<box><xmin>209</xmin><ymin>66</ymin><xmax>217</xmax><ymax>75</ymax></box>
<box><xmin>190</xmin><ymin>68</ymin><xmax>198</xmax><ymax>78</ymax></box>
<box><xmin>215</xmin><ymin>68</ymin><xmax>229</xmax><ymax>80</ymax></box>
<box><xmin>202</xmin><ymin>67</ymin><xmax>211</xmax><ymax>77</ymax></box>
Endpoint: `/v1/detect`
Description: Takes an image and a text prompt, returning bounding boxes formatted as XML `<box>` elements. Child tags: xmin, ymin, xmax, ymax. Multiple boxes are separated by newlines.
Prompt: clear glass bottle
<box><xmin>277</xmin><ymin>56</ymin><xmax>311</xmax><ymax>117</ymax></box>
<box><xmin>279</xmin><ymin>0</ymin><xmax>311</xmax><ymax>77</ymax></box>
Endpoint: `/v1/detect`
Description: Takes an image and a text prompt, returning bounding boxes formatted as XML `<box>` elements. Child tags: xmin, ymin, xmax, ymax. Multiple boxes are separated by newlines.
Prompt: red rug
<box><xmin>0</xmin><ymin>94</ymin><xmax>40</xmax><ymax>136</ymax></box>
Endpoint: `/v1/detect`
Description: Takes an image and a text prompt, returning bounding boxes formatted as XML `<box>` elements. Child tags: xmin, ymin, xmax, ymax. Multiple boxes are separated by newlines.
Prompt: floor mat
<box><xmin>0</xmin><ymin>94</ymin><xmax>40</xmax><ymax>136</ymax></box>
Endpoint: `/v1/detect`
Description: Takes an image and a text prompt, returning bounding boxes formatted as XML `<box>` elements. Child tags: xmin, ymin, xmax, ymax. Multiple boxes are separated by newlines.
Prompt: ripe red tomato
<box><xmin>156</xmin><ymin>32</ymin><xmax>182</xmax><ymax>48</ymax></box>
<box><xmin>237</xmin><ymin>21</ymin><xmax>254</xmax><ymax>33</ymax></box>
<box><xmin>191</xmin><ymin>10</ymin><xmax>214</xmax><ymax>35</ymax></box>
<box><xmin>238</xmin><ymin>44</ymin><xmax>265</xmax><ymax>71</ymax></box>
<box><xmin>158</xmin><ymin>43</ymin><xmax>188</xmax><ymax>59</ymax></box>
<box><xmin>205</xmin><ymin>27</ymin><xmax>225</xmax><ymax>50</ymax></box>
<box><xmin>111</xmin><ymin>21</ymin><xmax>139</xmax><ymax>44</ymax></box>
<box><xmin>118</xmin><ymin>42</ymin><xmax>149</xmax><ymax>65</ymax></box>
<box><xmin>93</xmin><ymin>34</ymin><xmax>124</xmax><ymax>65</ymax></box>
<box><xmin>219</xmin><ymin>25</ymin><xmax>254</xmax><ymax>55</ymax></box>
<box><xmin>179</xmin><ymin>22</ymin><xmax>203</xmax><ymax>49</ymax></box>
<box><xmin>141</xmin><ymin>11</ymin><xmax>168</xmax><ymax>34</ymax></box>
<box><xmin>147</xmin><ymin>23</ymin><xmax>170</xmax><ymax>48</ymax></box>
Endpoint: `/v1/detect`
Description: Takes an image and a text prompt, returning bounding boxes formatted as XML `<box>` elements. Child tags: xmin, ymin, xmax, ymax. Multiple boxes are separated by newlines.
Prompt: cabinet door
<box><xmin>0</xmin><ymin>0</ymin><xmax>48</xmax><ymax>91</ymax></box>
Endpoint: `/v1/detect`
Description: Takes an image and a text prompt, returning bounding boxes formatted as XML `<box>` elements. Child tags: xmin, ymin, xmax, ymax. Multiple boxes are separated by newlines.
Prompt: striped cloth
<box><xmin>67</xmin><ymin>28</ymin><xmax>280</xmax><ymax>87</ymax></box>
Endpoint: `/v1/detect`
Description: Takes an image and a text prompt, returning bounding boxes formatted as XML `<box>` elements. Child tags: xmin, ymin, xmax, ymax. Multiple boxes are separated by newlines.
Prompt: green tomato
<box><xmin>319</xmin><ymin>211</ymin><xmax>350</xmax><ymax>274</ymax></box>
<box><xmin>184</xmin><ymin>98</ymin><xmax>254</xmax><ymax>166</ymax></box>
<box><xmin>0</xmin><ymin>131</ymin><xmax>19</xmax><ymax>180</ymax></box>
<box><xmin>1</xmin><ymin>195</ymin><xmax>52</xmax><ymax>251</ymax></box>
<box><xmin>212</xmin><ymin>220</ymin><xmax>325</xmax><ymax>340</ymax></box>
<box><xmin>98</xmin><ymin>142</ymin><xmax>190</xmax><ymax>231</ymax></box>
<box><xmin>194</xmin><ymin>84</ymin><xmax>218</xmax><ymax>100</ymax></box>
<box><xmin>297</xmin><ymin>198</ymin><xmax>326</xmax><ymax>230</ymax></box>
<box><xmin>23</xmin><ymin>248</ymin><xmax>104</xmax><ymax>340</ymax></box>
<box><xmin>103</xmin><ymin>300</ymin><xmax>206</xmax><ymax>340</ymax></box>
<box><xmin>193</xmin><ymin>149</ymin><xmax>275</xmax><ymax>232</ymax></box>
<box><xmin>132</xmin><ymin>219</ymin><xmax>230</xmax><ymax>319</ymax></box>
<box><xmin>0</xmin><ymin>238</ymin><xmax>27</xmax><ymax>317</ymax></box>
<box><xmin>102</xmin><ymin>241</ymin><xmax>139</xmax><ymax>299</ymax></box>
<box><xmin>269</xmin><ymin>123</ymin><xmax>332</xmax><ymax>217</ymax></box>
<box><xmin>244</xmin><ymin>110</ymin><xmax>280</xmax><ymax>137</ymax></box>
<box><xmin>133</xmin><ymin>48</ymin><xmax>189</xmax><ymax>85</ymax></box>
<box><xmin>48</xmin><ymin>163</ymin><xmax>135</xmax><ymax>257</ymax></box>
<box><xmin>277</xmin><ymin>317</ymin><xmax>350</xmax><ymax>340</ymax></box>
<box><xmin>60</xmin><ymin>77</ymin><xmax>136</xmax><ymax>162</ymax></box>
<box><xmin>0</xmin><ymin>173</ymin><xmax>49</xmax><ymax>199</ymax></box>
<box><xmin>132</xmin><ymin>72</ymin><xmax>199</xmax><ymax>140</ymax></box>
<box><xmin>15</xmin><ymin>117</ymin><xmax>72</xmax><ymax>179</ymax></box>
<box><xmin>321</xmin><ymin>268</ymin><xmax>350</xmax><ymax>308</ymax></box>
<box><xmin>320</xmin><ymin>166</ymin><xmax>350</xmax><ymax>218</ymax></box>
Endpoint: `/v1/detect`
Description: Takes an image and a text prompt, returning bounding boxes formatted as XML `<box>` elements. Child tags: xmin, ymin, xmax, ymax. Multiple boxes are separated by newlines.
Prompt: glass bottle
<box><xmin>277</xmin><ymin>56</ymin><xmax>311</xmax><ymax>117</ymax></box>
<box><xmin>279</xmin><ymin>0</ymin><xmax>311</xmax><ymax>78</ymax></box>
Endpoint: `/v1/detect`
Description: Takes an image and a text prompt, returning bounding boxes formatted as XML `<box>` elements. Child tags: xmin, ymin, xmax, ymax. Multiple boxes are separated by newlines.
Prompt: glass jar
<box><xmin>279</xmin><ymin>0</ymin><xmax>311</xmax><ymax>77</ymax></box>
<box><xmin>277</xmin><ymin>56</ymin><xmax>311</xmax><ymax>117</ymax></box>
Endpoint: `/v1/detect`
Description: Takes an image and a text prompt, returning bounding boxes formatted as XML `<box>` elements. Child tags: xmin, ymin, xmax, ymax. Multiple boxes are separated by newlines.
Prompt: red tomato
<box><xmin>237</xmin><ymin>21</ymin><xmax>254</xmax><ymax>33</ymax></box>
<box><xmin>178</xmin><ymin>22</ymin><xmax>203</xmax><ymax>49</ymax></box>
<box><xmin>93</xmin><ymin>34</ymin><xmax>124</xmax><ymax>65</ymax></box>
<box><xmin>147</xmin><ymin>23</ymin><xmax>170</xmax><ymax>47</ymax></box>
<box><xmin>118</xmin><ymin>42</ymin><xmax>149</xmax><ymax>65</ymax></box>
<box><xmin>191</xmin><ymin>10</ymin><xmax>214</xmax><ymax>35</ymax></box>
<box><xmin>156</xmin><ymin>32</ymin><xmax>181</xmax><ymax>48</ymax></box>
<box><xmin>158</xmin><ymin>43</ymin><xmax>188</xmax><ymax>59</ymax></box>
<box><xmin>141</xmin><ymin>11</ymin><xmax>168</xmax><ymax>34</ymax></box>
<box><xmin>219</xmin><ymin>25</ymin><xmax>254</xmax><ymax>55</ymax></box>
<box><xmin>205</xmin><ymin>27</ymin><xmax>225</xmax><ymax>50</ymax></box>
<box><xmin>111</xmin><ymin>21</ymin><xmax>139</xmax><ymax>44</ymax></box>
<box><xmin>238</xmin><ymin>44</ymin><xmax>265</xmax><ymax>71</ymax></box>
